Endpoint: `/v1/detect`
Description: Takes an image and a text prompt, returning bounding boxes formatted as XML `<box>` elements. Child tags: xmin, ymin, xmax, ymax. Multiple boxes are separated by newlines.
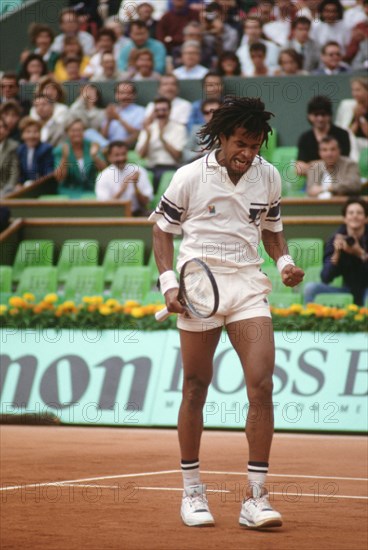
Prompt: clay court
<box><xmin>0</xmin><ymin>426</ymin><xmax>367</xmax><ymax>550</ymax></box>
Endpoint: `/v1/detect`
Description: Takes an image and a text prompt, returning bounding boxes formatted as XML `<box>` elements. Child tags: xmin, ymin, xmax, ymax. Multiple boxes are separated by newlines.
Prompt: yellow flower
<box><xmin>23</xmin><ymin>292</ymin><xmax>36</xmax><ymax>302</ymax></box>
<box><xmin>44</xmin><ymin>293</ymin><xmax>58</xmax><ymax>304</ymax></box>
<box><xmin>289</xmin><ymin>304</ymin><xmax>303</xmax><ymax>313</ymax></box>
<box><xmin>347</xmin><ymin>304</ymin><xmax>359</xmax><ymax>312</ymax></box>
<box><xmin>9</xmin><ymin>296</ymin><xmax>25</xmax><ymax>308</ymax></box>
<box><xmin>9</xmin><ymin>308</ymin><xmax>19</xmax><ymax>315</ymax></box>
<box><xmin>131</xmin><ymin>307</ymin><xmax>145</xmax><ymax>318</ymax></box>
<box><xmin>124</xmin><ymin>300</ymin><xmax>140</xmax><ymax>307</ymax></box>
<box><xmin>99</xmin><ymin>305</ymin><xmax>112</xmax><ymax>315</ymax></box>
<box><xmin>354</xmin><ymin>314</ymin><xmax>364</xmax><ymax>321</ymax></box>
<box><xmin>90</xmin><ymin>295</ymin><xmax>104</xmax><ymax>305</ymax></box>
<box><xmin>62</xmin><ymin>300</ymin><xmax>76</xmax><ymax>309</ymax></box>
<box><xmin>0</xmin><ymin>305</ymin><xmax>7</xmax><ymax>315</ymax></box>
<box><xmin>105</xmin><ymin>298</ymin><xmax>119</xmax><ymax>308</ymax></box>
<box><xmin>82</xmin><ymin>296</ymin><xmax>92</xmax><ymax>304</ymax></box>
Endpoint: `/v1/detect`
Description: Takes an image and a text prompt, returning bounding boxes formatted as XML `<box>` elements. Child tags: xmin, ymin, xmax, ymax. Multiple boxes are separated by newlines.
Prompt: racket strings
<box><xmin>182</xmin><ymin>268</ymin><xmax>216</xmax><ymax>316</ymax></box>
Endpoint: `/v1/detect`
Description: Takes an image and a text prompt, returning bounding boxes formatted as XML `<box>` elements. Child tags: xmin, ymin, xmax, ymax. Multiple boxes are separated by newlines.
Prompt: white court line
<box><xmin>22</xmin><ymin>483</ymin><xmax>368</xmax><ymax>501</ymax></box>
<box><xmin>1</xmin><ymin>469</ymin><xmax>367</xmax><ymax>493</ymax></box>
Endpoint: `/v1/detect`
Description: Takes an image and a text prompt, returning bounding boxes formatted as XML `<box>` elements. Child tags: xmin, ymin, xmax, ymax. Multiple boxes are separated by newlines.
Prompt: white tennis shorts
<box><xmin>177</xmin><ymin>264</ymin><xmax>272</xmax><ymax>332</ymax></box>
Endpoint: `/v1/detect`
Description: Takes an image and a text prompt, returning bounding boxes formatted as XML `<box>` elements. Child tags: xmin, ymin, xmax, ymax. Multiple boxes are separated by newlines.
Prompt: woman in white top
<box><xmin>29</xmin><ymin>76</ymin><xmax>69</xmax><ymax>126</ymax></box>
<box><xmin>335</xmin><ymin>76</ymin><xmax>368</xmax><ymax>157</ymax></box>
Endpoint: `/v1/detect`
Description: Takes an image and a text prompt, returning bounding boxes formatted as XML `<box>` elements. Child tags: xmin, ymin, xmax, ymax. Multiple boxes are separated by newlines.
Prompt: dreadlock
<box><xmin>198</xmin><ymin>96</ymin><xmax>274</xmax><ymax>151</ymax></box>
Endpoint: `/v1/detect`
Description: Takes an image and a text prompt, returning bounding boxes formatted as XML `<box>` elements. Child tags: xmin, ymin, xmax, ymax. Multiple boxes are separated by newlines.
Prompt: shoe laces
<box><xmin>187</xmin><ymin>492</ymin><xmax>209</xmax><ymax>512</ymax></box>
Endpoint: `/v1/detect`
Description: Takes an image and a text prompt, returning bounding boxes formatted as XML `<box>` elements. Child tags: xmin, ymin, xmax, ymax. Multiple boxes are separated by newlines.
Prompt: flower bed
<box><xmin>0</xmin><ymin>294</ymin><xmax>367</xmax><ymax>332</ymax></box>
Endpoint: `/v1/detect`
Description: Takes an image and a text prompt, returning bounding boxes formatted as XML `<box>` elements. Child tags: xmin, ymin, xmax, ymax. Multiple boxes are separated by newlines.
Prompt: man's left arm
<box><xmin>262</xmin><ymin>229</ymin><xmax>304</xmax><ymax>287</ymax></box>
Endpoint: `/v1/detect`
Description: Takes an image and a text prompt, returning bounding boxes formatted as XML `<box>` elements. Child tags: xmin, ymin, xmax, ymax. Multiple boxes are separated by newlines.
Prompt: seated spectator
<box><xmin>306</xmin><ymin>136</ymin><xmax>361</xmax><ymax>198</ymax></box>
<box><xmin>310</xmin><ymin>0</ymin><xmax>350</xmax><ymax>53</ymax></box>
<box><xmin>144</xmin><ymin>74</ymin><xmax>192</xmax><ymax>126</ymax></box>
<box><xmin>54</xmin><ymin>117</ymin><xmax>107</xmax><ymax>197</ymax></box>
<box><xmin>63</xmin><ymin>56</ymin><xmax>88</xmax><ymax>83</ymax></box>
<box><xmin>313</xmin><ymin>41</ymin><xmax>351</xmax><ymax>74</ymax></box>
<box><xmin>95</xmin><ymin>140</ymin><xmax>153</xmax><ymax>216</ymax></box>
<box><xmin>118</xmin><ymin>20</ymin><xmax>166</xmax><ymax>75</ymax></box>
<box><xmin>101</xmin><ymin>81</ymin><xmax>145</xmax><ymax>147</ymax></box>
<box><xmin>156</xmin><ymin>0</ymin><xmax>199</xmax><ymax>55</ymax></box>
<box><xmin>134</xmin><ymin>1</ymin><xmax>158</xmax><ymax>38</ymax></box>
<box><xmin>17</xmin><ymin>117</ymin><xmax>55</xmax><ymax>186</ymax></box>
<box><xmin>344</xmin><ymin>0</ymin><xmax>367</xmax><ymax>30</ymax></box>
<box><xmin>236</xmin><ymin>17</ymin><xmax>280</xmax><ymax>76</ymax></box>
<box><xmin>69</xmin><ymin>83</ymin><xmax>105</xmax><ymax>134</ymax></box>
<box><xmin>216</xmin><ymin>51</ymin><xmax>242</xmax><ymax>76</ymax></box>
<box><xmin>0</xmin><ymin>100</ymin><xmax>23</xmax><ymax>142</ymax></box>
<box><xmin>274</xmin><ymin>48</ymin><xmax>309</xmax><ymax>75</ymax></box>
<box><xmin>126</xmin><ymin>48</ymin><xmax>161</xmax><ymax>80</ymax></box>
<box><xmin>31</xmin><ymin>94</ymin><xmax>65</xmax><ymax>147</ymax></box>
<box><xmin>296</xmin><ymin>95</ymin><xmax>352</xmax><ymax>176</ymax></box>
<box><xmin>54</xmin><ymin>36</ymin><xmax>90</xmax><ymax>83</ymax></box>
<box><xmin>304</xmin><ymin>197</ymin><xmax>368</xmax><ymax>305</ymax></box>
<box><xmin>173</xmin><ymin>40</ymin><xmax>209</xmax><ymax>79</ymax></box>
<box><xmin>82</xmin><ymin>27</ymin><xmax>117</xmax><ymax>79</ymax></box>
<box><xmin>199</xmin><ymin>2</ymin><xmax>239</xmax><ymax>57</ymax></box>
<box><xmin>18</xmin><ymin>53</ymin><xmax>49</xmax><ymax>85</ymax></box>
<box><xmin>247</xmin><ymin>0</ymin><xmax>275</xmax><ymax>26</ymax></box>
<box><xmin>248</xmin><ymin>42</ymin><xmax>275</xmax><ymax>76</ymax></box>
<box><xmin>0</xmin><ymin>73</ymin><xmax>30</xmax><ymax>115</ymax></box>
<box><xmin>0</xmin><ymin>117</ymin><xmax>19</xmax><ymax>197</ymax></box>
<box><xmin>30</xmin><ymin>76</ymin><xmax>69</xmax><ymax>126</ymax></box>
<box><xmin>183</xmin><ymin>99</ymin><xmax>220</xmax><ymax>163</ymax></box>
<box><xmin>69</xmin><ymin>0</ymin><xmax>102</xmax><ymax>39</ymax></box>
<box><xmin>20</xmin><ymin>23</ymin><xmax>59</xmax><ymax>72</ymax></box>
<box><xmin>52</xmin><ymin>7</ymin><xmax>95</xmax><ymax>56</ymax></box>
<box><xmin>262</xmin><ymin>0</ymin><xmax>297</xmax><ymax>47</ymax></box>
<box><xmin>344</xmin><ymin>0</ymin><xmax>368</xmax><ymax>66</ymax></box>
<box><xmin>93</xmin><ymin>51</ymin><xmax>125</xmax><ymax>81</ymax></box>
<box><xmin>286</xmin><ymin>16</ymin><xmax>320</xmax><ymax>73</ymax></box>
<box><xmin>335</xmin><ymin>76</ymin><xmax>368</xmax><ymax>157</ymax></box>
<box><xmin>135</xmin><ymin>97</ymin><xmax>188</xmax><ymax>192</ymax></box>
<box><xmin>172</xmin><ymin>21</ymin><xmax>213</xmax><ymax>69</ymax></box>
<box><xmin>104</xmin><ymin>17</ymin><xmax>130</xmax><ymax>55</ymax></box>
<box><xmin>187</xmin><ymin>72</ymin><xmax>223</xmax><ymax>131</ymax></box>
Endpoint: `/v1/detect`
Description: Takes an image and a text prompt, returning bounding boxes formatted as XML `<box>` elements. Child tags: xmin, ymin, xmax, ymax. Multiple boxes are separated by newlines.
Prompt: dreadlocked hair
<box><xmin>198</xmin><ymin>96</ymin><xmax>274</xmax><ymax>151</ymax></box>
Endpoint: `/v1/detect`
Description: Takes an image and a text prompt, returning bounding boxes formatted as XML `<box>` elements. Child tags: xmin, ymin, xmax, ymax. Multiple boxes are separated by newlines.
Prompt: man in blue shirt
<box><xmin>101</xmin><ymin>81</ymin><xmax>145</xmax><ymax>147</ymax></box>
<box><xmin>118</xmin><ymin>20</ymin><xmax>167</xmax><ymax>75</ymax></box>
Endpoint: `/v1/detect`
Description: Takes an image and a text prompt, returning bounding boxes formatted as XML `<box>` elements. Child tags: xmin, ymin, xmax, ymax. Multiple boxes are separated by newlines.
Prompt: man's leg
<box><xmin>226</xmin><ymin>316</ymin><xmax>282</xmax><ymax>529</ymax></box>
<box><xmin>178</xmin><ymin>326</ymin><xmax>222</xmax><ymax>527</ymax></box>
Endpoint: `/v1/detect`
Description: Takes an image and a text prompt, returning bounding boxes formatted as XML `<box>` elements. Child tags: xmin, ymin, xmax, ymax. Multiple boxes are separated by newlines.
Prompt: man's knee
<box><xmin>247</xmin><ymin>375</ymin><xmax>274</xmax><ymax>402</ymax></box>
<box><xmin>183</xmin><ymin>376</ymin><xmax>210</xmax><ymax>405</ymax></box>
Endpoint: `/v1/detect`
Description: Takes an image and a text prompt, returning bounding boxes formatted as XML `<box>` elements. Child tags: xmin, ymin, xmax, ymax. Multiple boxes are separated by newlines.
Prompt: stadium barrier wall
<box><xmin>1</xmin><ymin>329</ymin><xmax>367</xmax><ymax>432</ymax></box>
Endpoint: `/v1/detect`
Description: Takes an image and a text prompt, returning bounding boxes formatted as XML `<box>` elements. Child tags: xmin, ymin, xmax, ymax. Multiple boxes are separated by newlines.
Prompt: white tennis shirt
<box><xmin>149</xmin><ymin>150</ymin><xmax>283</xmax><ymax>270</ymax></box>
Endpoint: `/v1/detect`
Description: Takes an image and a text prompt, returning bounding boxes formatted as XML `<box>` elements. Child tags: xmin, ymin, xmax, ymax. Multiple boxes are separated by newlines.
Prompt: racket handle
<box><xmin>155</xmin><ymin>307</ymin><xmax>171</xmax><ymax>322</ymax></box>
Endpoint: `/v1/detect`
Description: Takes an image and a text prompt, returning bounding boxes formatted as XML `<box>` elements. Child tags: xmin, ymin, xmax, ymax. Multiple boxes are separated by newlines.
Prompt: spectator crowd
<box><xmin>0</xmin><ymin>0</ymin><xmax>367</xmax><ymax>207</ymax></box>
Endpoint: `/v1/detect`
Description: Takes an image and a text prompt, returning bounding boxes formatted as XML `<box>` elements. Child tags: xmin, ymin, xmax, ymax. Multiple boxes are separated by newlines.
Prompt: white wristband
<box><xmin>276</xmin><ymin>255</ymin><xmax>295</xmax><ymax>274</ymax></box>
<box><xmin>159</xmin><ymin>270</ymin><xmax>179</xmax><ymax>296</ymax></box>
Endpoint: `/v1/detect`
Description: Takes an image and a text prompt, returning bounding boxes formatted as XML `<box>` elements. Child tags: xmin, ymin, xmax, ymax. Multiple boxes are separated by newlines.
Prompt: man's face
<box><xmin>244</xmin><ymin>20</ymin><xmax>262</xmax><ymax>41</ymax></box>
<box><xmin>159</xmin><ymin>76</ymin><xmax>178</xmax><ymax>99</ymax></box>
<box><xmin>321</xmin><ymin>2</ymin><xmax>339</xmax><ymax>23</ymax></box>
<box><xmin>60</xmin><ymin>13</ymin><xmax>79</xmax><ymax>34</ymax></box>
<box><xmin>344</xmin><ymin>203</ymin><xmax>367</xmax><ymax>232</ymax></box>
<box><xmin>109</xmin><ymin>145</ymin><xmax>128</xmax><ymax>169</ymax></box>
<box><xmin>97</xmin><ymin>35</ymin><xmax>114</xmax><ymax>53</ymax></box>
<box><xmin>182</xmin><ymin>47</ymin><xmax>200</xmax><ymax>68</ymax></box>
<box><xmin>102</xmin><ymin>53</ymin><xmax>116</xmax><ymax>75</ymax></box>
<box><xmin>137</xmin><ymin>3</ymin><xmax>153</xmax><ymax>20</ymax></box>
<box><xmin>203</xmin><ymin>76</ymin><xmax>223</xmax><ymax>99</ymax></box>
<box><xmin>250</xmin><ymin>49</ymin><xmax>265</xmax><ymax>68</ymax></box>
<box><xmin>2</xmin><ymin>109</ymin><xmax>20</xmax><ymax>130</ymax></box>
<box><xmin>1</xmin><ymin>78</ymin><xmax>18</xmax><ymax>99</ymax></box>
<box><xmin>34</xmin><ymin>97</ymin><xmax>54</xmax><ymax>120</ymax></box>
<box><xmin>183</xmin><ymin>26</ymin><xmax>202</xmax><ymax>42</ymax></box>
<box><xmin>136</xmin><ymin>53</ymin><xmax>153</xmax><ymax>74</ymax></box>
<box><xmin>308</xmin><ymin>110</ymin><xmax>331</xmax><ymax>130</ymax></box>
<box><xmin>322</xmin><ymin>45</ymin><xmax>342</xmax><ymax>70</ymax></box>
<box><xmin>36</xmin><ymin>31</ymin><xmax>52</xmax><ymax>50</ymax></box>
<box><xmin>293</xmin><ymin>23</ymin><xmax>310</xmax><ymax>43</ymax></box>
<box><xmin>65</xmin><ymin>61</ymin><xmax>80</xmax><ymax>80</ymax></box>
<box><xmin>319</xmin><ymin>140</ymin><xmax>340</xmax><ymax>166</ymax></box>
<box><xmin>130</xmin><ymin>25</ymin><xmax>149</xmax><ymax>47</ymax></box>
<box><xmin>115</xmin><ymin>84</ymin><xmax>135</xmax><ymax>104</ymax></box>
<box><xmin>22</xmin><ymin>124</ymin><xmax>41</xmax><ymax>147</ymax></box>
<box><xmin>154</xmin><ymin>101</ymin><xmax>170</xmax><ymax>121</ymax></box>
<box><xmin>219</xmin><ymin>127</ymin><xmax>263</xmax><ymax>177</ymax></box>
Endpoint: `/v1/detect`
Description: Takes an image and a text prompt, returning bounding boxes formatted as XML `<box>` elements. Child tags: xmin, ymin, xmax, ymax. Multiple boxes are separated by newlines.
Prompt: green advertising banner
<box><xmin>1</xmin><ymin>329</ymin><xmax>367</xmax><ymax>432</ymax></box>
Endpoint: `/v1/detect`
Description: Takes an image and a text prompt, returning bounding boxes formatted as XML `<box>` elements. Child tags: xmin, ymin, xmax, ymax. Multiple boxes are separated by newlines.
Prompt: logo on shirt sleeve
<box><xmin>208</xmin><ymin>204</ymin><xmax>216</xmax><ymax>214</ymax></box>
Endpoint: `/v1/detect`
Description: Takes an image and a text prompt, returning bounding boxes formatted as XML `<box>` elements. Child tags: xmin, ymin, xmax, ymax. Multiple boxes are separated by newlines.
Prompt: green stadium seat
<box><xmin>272</xmin><ymin>146</ymin><xmax>305</xmax><ymax>196</ymax></box>
<box><xmin>102</xmin><ymin>239</ymin><xmax>145</xmax><ymax>283</ymax></box>
<box><xmin>16</xmin><ymin>267</ymin><xmax>58</xmax><ymax>299</ymax></box>
<box><xmin>150</xmin><ymin>170</ymin><xmax>176</xmax><ymax>209</ymax></box>
<box><xmin>79</xmin><ymin>193</ymin><xmax>96</xmax><ymax>200</ymax></box>
<box><xmin>110</xmin><ymin>266</ymin><xmax>152</xmax><ymax>302</ymax></box>
<box><xmin>269</xmin><ymin>292</ymin><xmax>302</xmax><ymax>307</ymax></box>
<box><xmin>142</xmin><ymin>290</ymin><xmax>165</xmax><ymax>305</ymax></box>
<box><xmin>313</xmin><ymin>292</ymin><xmax>354</xmax><ymax>307</ymax></box>
<box><xmin>0</xmin><ymin>266</ymin><xmax>12</xmax><ymax>293</ymax></box>
<box><xmin>287</xmin><ymin>238</ymin><xmax>324</xmax><ymax>271</ymax></box>
<box><xmin>63</xmin><ymin>266</ymin><xmax>104</xmax><ymax>301</ymax></box>
<box><xmin>0</xmin><ymin>292</ymin><xmax>12</xmax><ymax>305</ymax></box>
<box><xmin>259</xmin><ymin>128</ymin><xmax>277</xmax><ymax>162</ymax></box>
<box><xmin>127</xmin><ymin>150</ymin><xmax>147</xmax><ymax>166</ymax></box>
<box><xmin>57</xmin><ymin>240</ymin><xmax>99</xmax><ymax>283</ymax></box>
<box><xmin>258</xmin><ymin>241</ymin><xmax>275</xmax><ymax>267</ymax></box>
<box><xmin>358</xmin><ymin>147</ymin><xmax>368</xmax><ymax>179</ymax></box>
<box><xmin>148</xmin><ymin>238</ymin><xmax>181</xmax><ymax>286</ymax></box>
<box><xmin>12</xmin><ymin>240</ymin><xmax>54</xmax><ymax>283</ymax></box>
<box><xmin>38</xmin><ymin>195</ymin><xmax>69</xmax><ymax>200</ymax></box>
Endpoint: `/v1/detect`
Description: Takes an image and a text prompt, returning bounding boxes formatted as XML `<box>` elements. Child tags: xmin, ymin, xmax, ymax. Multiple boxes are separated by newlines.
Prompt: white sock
<box><xmin>181</xmin><ymin>459</ymin><xmax>201</xmax><ymax>490</ymax></box>
<box><xmin>248</xmin><ymin>461</ymin><xmax>268</xmax><ymax>498</ymax></box>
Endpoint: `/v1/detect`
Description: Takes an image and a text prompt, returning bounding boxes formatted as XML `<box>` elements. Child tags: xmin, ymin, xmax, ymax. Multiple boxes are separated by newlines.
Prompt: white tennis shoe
<box><xmin>239</xmin><ymin>494</ymin><xmax>282</xmax><ymax>529</ymax></box>
<box><xmin>181</xmin><ymin>484</ymin><xmax>215</xmax><ymax>527</ymax></box>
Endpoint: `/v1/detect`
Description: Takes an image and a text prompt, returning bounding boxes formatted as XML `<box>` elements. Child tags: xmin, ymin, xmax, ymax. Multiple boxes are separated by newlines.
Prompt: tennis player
<box><xmin>149</xmin><ymin>97</ymin><xmax>304</xmax><ymax>529</ymax></box>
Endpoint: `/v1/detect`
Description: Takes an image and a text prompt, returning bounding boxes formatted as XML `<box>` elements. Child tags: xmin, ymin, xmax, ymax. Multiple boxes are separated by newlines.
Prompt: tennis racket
<box><xmin>155</xmin><ymin>258</ymin><xmax>219</xmax><ymax>322</ymax></box>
